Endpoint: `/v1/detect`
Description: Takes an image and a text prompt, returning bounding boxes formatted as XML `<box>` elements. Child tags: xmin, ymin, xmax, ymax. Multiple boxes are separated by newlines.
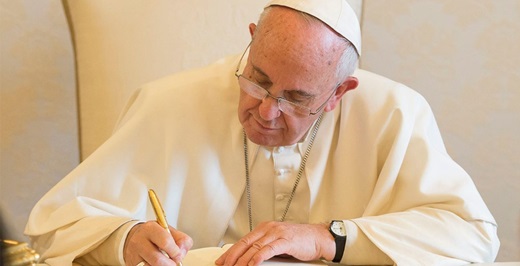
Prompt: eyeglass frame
<box><xmin>234</xmin><ymin>42</ymin><xmax>340</xmax><ymax>118</ymax></box>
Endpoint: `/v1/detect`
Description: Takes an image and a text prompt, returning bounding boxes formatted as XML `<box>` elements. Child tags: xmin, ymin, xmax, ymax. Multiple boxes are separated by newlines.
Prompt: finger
<box><xmin>125</xmin><ymin>255</ymin><xmax>145</xmax><ymax>266</ymax></box>
<box><xmin>215</xmin><ymin>237</ymin><xmax>255</xmax><ymax>265</ymax></box>
<box><xmin>235</xmin><ymin>234</ymin><xmax>292</xmax><ymax>266</ymax></box>
<box><xmin>170</xmin><ymin>225</ymin><xmax>194</xmax><ymax>251</ymax></box>
<box><xmin>146</xmin><ymin>226</ymin><xmax>185</xmax><ymax>264</ymax></box>
<box><xmin>215</xmin><ymin>234</ymin><xmax>259</xmax><ymax>265</ymax></box>
<box><xmin>234</xmin><ymin>241</ymin><xmax>269</xmax><ymax>266</ymax></box>
<box><xmin>126</xmin><ymin>222</ymin><xmax>178</xmax><ymax>265</ymax></box>
<box><xmin>138</xmin><ymin>237</ymin><xmax>177</xmax><ymax>266</ymax></box>
<box><xmin>133</xmin><ymin>259</ymin><xmax>147</xmax><ymax>266</ymax></box>
<box><xmin>243</xmin><ymin>238</ymin><xmax>291</xmax><ymax>266</ymax></box>
<box><xmin>215</xmin><ymin>224</ymin><xmax>278</xmax><ymax>265</ymax></box>
<box><xmin>151</xmin><ymin>233</ymin><xmax>181</xmax><ymax>258</ymax></box>
<box><xmin>168</xmin><ymin>226</ymin><xmax>194</xmax><ymax>262</ymax></box>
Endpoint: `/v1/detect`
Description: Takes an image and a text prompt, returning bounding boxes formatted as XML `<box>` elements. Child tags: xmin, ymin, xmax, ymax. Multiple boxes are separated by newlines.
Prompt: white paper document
<box><xmin>183</xmin><ymin>245</ymin><xmax>327</xmax><ymax>265</ymax></box>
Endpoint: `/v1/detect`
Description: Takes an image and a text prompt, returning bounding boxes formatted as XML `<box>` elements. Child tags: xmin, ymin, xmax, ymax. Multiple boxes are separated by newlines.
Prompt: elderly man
<box><xmin>25</xmin><ymin>0</ymin><xmax>499</xmax><ymax>265</ymax></box>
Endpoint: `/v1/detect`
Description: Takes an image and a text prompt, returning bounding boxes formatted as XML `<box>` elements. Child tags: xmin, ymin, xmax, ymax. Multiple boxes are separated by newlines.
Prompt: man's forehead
<box><xmin>264</xmin><ymin>0</ymin><xmax>361</xmax><ymax>56</ymax></box>
<box><xmin>248</xmin><ymin>53</ymin><xmax>333</xmax><ymax>96</ymax></box>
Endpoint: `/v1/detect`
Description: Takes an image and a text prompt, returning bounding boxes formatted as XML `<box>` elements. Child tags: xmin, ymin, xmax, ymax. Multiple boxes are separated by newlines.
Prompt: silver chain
<box><xmin>243</xmin><ymin>113</ymin><xmax>324</xmax><ymax>232</ymax></box>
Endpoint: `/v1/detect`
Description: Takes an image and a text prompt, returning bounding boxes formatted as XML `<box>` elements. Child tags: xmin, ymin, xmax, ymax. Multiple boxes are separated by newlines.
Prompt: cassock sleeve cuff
<box><xmin>342</xmin><ymin>220</ymin><xmax>393</xmax><ymax>265</ymax></box>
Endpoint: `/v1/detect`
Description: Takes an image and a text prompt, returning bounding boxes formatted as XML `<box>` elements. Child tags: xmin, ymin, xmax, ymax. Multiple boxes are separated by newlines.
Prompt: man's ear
<box><xmin>324</xmin><ymin>76</ymin><xmax>359</xmax><ymax>112</ymax></box>
<box><xmin>249</xmin><ymin>23</ymin><xmax>257</xmax><ymax>38</ymax></box>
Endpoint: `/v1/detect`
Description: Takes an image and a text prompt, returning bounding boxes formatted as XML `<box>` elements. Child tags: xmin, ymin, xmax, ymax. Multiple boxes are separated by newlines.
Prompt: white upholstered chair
<box><xmin>62</xmin><ymin>0</ymin><xmax>264</xmax><ymax>159</ymax></box>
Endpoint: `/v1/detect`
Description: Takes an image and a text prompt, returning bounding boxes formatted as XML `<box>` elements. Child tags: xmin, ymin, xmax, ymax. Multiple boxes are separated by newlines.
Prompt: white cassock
<box><xmin>25</xmin><ymin>55</ymin><xmax>499</xmax><ymax>265</ymax></box>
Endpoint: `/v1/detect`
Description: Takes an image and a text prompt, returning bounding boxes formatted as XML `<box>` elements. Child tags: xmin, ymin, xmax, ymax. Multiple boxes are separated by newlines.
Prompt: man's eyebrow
<box><xmin>252</xmin><ymin>65</ymin><xmax>269</xmax><ymax>79</ymax></box>
<box><xmin>251</xmin><ymin>64</ymin><xmax>315</xmax><ymax>97</ymax></box>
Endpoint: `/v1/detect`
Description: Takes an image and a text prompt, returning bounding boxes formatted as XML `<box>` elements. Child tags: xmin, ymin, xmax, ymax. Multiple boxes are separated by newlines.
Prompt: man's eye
<box><xmin>257</xmin><ymin>81</ymin><xmax>271</xmax><ymax>88</ymax></box>
<box><xmin>253</xmin><ymin>79</ymin><xmax>272</xmax><ymax>90</ymax></box>
<box><xmin>285</xmin><ymin>92</ymin><xmax>312</xmax><ymax>104</ymax></box>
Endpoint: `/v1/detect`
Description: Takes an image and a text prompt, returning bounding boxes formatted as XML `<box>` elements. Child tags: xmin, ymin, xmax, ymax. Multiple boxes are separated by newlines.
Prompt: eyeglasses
<box><xmin>235</xmin><ymin>43</ymin><xmax>338</xmax><ymax>118</ymax></box>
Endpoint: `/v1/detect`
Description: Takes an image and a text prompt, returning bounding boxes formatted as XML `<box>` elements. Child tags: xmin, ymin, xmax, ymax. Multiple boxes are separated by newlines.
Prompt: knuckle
<box><xmin>163</xmin><ymin>241</ymin><xmax>179</xmax><ymax>253</ymax></box>
<box><xmin>264</xmin><ymin>220</ymin><xmax>277</xmax><ymax>227</ymax></box>
<box><xmin>148</xmin><ymin>253</ymin><xmax>172</xmax><ymax>266</ymax></box>
<box><xmin>177</xmin><ymin>234</ymin><xmax>193</xmax><ymax>247</ymax></box>
<box><xmin>143</xmin><ymin>220</ymin><xmax>157</xmax><ymax>228</ymax></box>
<box><xmin>252</xmin><ymin>242</ymin><xmax>264</xmax><ymax>250</ymax></box>
<box><xmin>184</xmin><ymin>236</ymin><xmax>194</xmax><ymax>249</ymax></box>
<box><xmin>265</xmin><ymin>243</ymin><xmax>277</xmax><ymax>253</ymax></box>
<box><xmin>238</xmin><ymin>237</ymin><xmax>254</xmax><ymax>247</ymax></box>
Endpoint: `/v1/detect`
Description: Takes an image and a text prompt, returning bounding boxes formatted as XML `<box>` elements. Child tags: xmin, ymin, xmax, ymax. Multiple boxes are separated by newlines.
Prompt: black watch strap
<box><xmin>330</xmin><ymin>220</ymin><xmax>347</xmax><ymax>263</ymax></box>
<box><xmin>332</xmin><ymin>234</ymin><xmax>346</xmax><ymax>262</ymax></box>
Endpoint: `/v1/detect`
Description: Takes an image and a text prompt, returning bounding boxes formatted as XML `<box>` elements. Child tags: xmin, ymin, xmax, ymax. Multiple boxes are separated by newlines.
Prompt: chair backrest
<box><xmin>63</xmin><ymin>0</ymin><xmax>265</xmax><ymax>159</ymax></box>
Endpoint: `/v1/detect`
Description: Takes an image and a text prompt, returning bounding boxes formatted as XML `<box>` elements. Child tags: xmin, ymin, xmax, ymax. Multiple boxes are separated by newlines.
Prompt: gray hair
<box><xmin>335</xmin><ymin>40</ymin><xmax>358</xmax><ymax>80</ymax></box>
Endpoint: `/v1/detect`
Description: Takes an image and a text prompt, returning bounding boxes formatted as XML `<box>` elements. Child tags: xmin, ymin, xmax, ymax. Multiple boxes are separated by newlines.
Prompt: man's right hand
<box><xmin>123</xmin><ymin>221</ymin><xmax>193</xmax><ymax>266</ymax></box>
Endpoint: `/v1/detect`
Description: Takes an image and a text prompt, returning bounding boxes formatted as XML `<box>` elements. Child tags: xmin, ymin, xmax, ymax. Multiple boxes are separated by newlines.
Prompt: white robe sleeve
<box><xmin>24</xmin><ymin>56</ymin><xmax>244</xmax><ymax>265</ymax></box>
<box><xmin>333</xmin><ymin>72</ymin><xmax>500</xmax><ymax>264</ymax></box>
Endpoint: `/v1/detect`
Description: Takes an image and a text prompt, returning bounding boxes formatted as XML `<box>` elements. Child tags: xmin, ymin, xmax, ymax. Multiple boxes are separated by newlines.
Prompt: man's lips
<box><xmin>251</xmin><ymin>115</ymin><xmax>278</xmax><ymax>131</ymax></box>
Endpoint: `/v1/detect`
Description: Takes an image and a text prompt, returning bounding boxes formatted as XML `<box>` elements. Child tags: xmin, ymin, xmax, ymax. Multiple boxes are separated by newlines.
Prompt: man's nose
<box><xmin>258</xmin><ymin>95</ymin><xmax>281</xmax><ymax>121</ymax></box>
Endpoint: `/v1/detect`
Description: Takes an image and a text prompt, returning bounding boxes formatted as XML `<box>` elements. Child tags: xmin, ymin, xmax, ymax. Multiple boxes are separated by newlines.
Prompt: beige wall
<box><xmin>0</xmin><ymin>0</ymin><xmax>79</xmax><ymax>241</ymax></box>
<box><xmin>360</xmin><ymin>0</ymin><xmax>520</xmax><ymax>261</ymax></box>
<box><xmin>1</xmin><ymin>0</ymin><xmax>518</xmax><ymax>262</ymax></box>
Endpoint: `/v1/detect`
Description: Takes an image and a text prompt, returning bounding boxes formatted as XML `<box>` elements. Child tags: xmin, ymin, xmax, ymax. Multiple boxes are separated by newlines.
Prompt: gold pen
<box><xmin>148</xmin><ymin>189</ymin><xmax>183</xmax><ymax>266</ymax></box>
<box><xmin>149</xmin><ymin>189</ymin><xmax>170</xmax><ymax>232</ymax></box>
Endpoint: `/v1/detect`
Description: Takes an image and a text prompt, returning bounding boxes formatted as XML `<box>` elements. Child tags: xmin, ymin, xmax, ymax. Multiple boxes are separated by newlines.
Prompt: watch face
<box><xmin>331</xmin><ymin>221</ymin><xmax>347</xmax><ymax>236</ymax></box>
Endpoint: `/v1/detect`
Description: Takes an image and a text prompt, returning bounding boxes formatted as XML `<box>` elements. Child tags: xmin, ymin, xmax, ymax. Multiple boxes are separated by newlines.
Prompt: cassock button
<box><xmin>276</xmin><ymin>169</ymin><xmax>288</xmax><ymax>176</ymax></box>
<box><xmin>275</xmin><ymin>194</ymin><xmax>286</xmax><ymax>200</ymax></box>
<box><xmin>275</xmin><ymin>147</ymin><xmax>285</xmax><ymax>153</ymax></box>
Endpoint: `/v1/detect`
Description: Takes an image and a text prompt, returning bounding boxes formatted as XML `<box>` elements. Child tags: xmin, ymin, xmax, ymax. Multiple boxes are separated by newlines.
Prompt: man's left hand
<box><xmin>215</xmin><ymin>221</ymin><xmax>335</xmax><ymax>266</ymax></box>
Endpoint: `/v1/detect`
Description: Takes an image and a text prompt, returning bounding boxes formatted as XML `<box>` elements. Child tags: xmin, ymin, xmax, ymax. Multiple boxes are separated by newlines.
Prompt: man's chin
<box><xmin>244</xmin><ymin>127</ymin><xmax>280</xmax><ymax>147</ymax></box>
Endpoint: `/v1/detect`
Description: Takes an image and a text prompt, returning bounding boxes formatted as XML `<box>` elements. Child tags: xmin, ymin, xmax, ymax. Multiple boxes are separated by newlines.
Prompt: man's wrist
<box><xmin>119</xmin><ymin>221</ymin><xmax>143</xmax><ymax>265</ymax></box>
<box><xmin>317</xmin><ymin>223</ymin><xmax>336</xmax><ymax>261</ymax></box>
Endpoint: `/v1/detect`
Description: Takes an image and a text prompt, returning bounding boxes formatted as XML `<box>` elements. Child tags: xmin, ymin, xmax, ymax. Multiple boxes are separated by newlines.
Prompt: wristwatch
<box><xmin>329</xmin><ymin>220</ymin><xmax>347</xmax><ymax>263</ymax></box>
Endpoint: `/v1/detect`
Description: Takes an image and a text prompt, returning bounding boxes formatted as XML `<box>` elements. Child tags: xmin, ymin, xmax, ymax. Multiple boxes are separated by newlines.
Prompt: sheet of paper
<box><xmin>183</xmin><ymin>245</ymin><xmax>327</xmax><ymax>266</ymax></box>
<box><xmin>182</xmin><ymin>245</ymin><xmax>231</xmax><ymax>265</ymax></box>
